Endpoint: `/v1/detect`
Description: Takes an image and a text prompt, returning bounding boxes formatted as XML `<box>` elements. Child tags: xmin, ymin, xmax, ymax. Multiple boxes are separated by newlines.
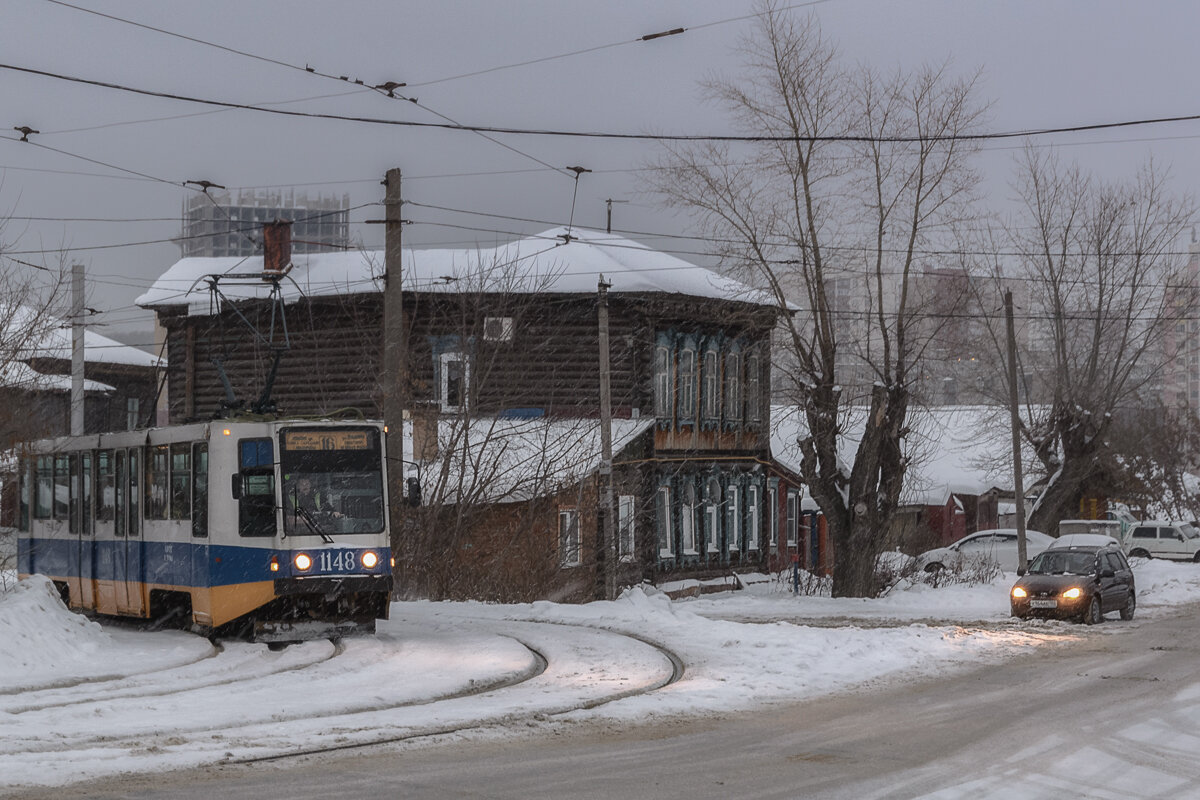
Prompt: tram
<box><xmin>15</xmin><ymin>418</ymin><xmax>392</xmax><ymax>641</ymax></box>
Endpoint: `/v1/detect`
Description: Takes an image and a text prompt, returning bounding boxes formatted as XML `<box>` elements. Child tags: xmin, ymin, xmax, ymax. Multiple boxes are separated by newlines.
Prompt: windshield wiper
<box><xmin>296</xmin><ymin>506</ymin><xmax>335</xmax><ymax>544</ymax></box>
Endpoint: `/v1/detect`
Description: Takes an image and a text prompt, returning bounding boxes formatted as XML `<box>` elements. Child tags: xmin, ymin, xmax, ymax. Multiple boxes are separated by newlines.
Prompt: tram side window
<box><xmin>238</xmin><ymin>438</ymin><xmax>275</xmax><ymax>537</ymax></box>
<box><xmin>192</xmin><ymin>443</ymin><xmax>208</xmax><ymax>538</ymax></box>
<box><xmin>68</xmin><ymin>453</ymin><xmax>79</xmax><ymax>533</ymax></box>
<box><xmin>114</xmin><ymin>451</ymin><xmax>125</xmax><ymax>536</ymax></box>
<box><xmin>171</xmin><ymin>443</ymin><xmax>191</xmax><ymax>520</ymax></box>
<box><xmin>34</xmin><ymin>456</ymin><xmax>52</xmax><ymax>520</ymax></box>
<box><xmin>80</xmin><ymin>452</ymin><xmax>92</xmax><ymax>536</ymax></box>
<box><xmin>97</xmin><ymin>450</ymin><xmax>115</xmax><ymax>522</ymax></box>
<box><xmin>146</xmin><ymin>445</ymin><xmax>169</xmax><ymax>520</ymax></box>
<box><xmin>53</xmin><ymin>455</ymin><xmax>70</xmax><ymax>520</ymax></box>
<box><xmin>127</xmin><ymin>449</ymin><xmax>140</xmax><ymax>536</ymax></box>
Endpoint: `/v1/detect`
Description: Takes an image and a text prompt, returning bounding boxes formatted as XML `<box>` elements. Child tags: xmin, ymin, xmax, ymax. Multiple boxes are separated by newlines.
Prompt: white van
<box><xmin>1125</xmin><ymin>520</ymin><xmax>1200</xmax><ymax>562</ymax></box>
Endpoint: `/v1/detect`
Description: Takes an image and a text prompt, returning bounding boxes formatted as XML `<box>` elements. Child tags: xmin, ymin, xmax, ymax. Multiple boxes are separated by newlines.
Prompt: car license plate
<box><xmin>1030</xmin><ymin>599</ymin><xmax>1057</xmax><ymax>609</ymax></box>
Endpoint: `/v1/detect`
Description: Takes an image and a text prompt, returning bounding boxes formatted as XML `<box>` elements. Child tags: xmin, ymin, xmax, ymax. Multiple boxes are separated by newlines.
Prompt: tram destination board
<box><xmin>282</xmin><ymin>429</ymin><xmax>373</xmax><ymax>451</ymax></box>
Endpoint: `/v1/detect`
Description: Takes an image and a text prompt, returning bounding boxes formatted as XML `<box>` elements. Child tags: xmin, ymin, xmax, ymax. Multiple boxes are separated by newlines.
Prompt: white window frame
<box><xmin>559</xmin><ymin>509</ymin><xmax>581</xmax><ymax>567</ymax></box>
<box><xmin>786</xmin><ymin>490</ymin><xmax>799</xmax><ymax>546</ymax></box>
<box><xmin>440</xmin><ymin>351</ymin><xmax>470</xmax><ymax>412</ymax></box>
<box><xmin>618</xmin><ymin>494</ymin><xmax>635</xmax><ymax>562</ymax></box>
<box><xmin>702</xmin><ymin>348</ymin><xmax>719</xmax><ymax>420</ymax></box>
<box><xmin>706</xmin><ymin>478</ymin><xmax>721</xmax><ymax>554</ymax></box>
<box><xmin>654</xmin><ymin>345</ymin><xmax>672</xmax><ymax>419</ymax></box>
<box><xmin>126</xmin><ymin>397</ymin><xmax>140</xmax><ymax>430</ymax></box>
<box><xmin>656</xmin><ymin>486</ymin><xmax>674</xmax><ymax>557</ymax></box>
<box><xmin>681</xmin><ymin>483</ymin><xmax>698</xmax><ymax>555</ymax></box>
<box><xmin>679</xmin><ymin>348</ymin><xmax>697</xmax><ymax>419</ymax></box>
<box><xmin>747</xmin><ymin>484</ymin><xmax>760</xmax><ymax>551</ymax></box>
<box><xmin>769</xmin><ymin>486</ymin><xmax>778</xmax><ymax>547</ymax></box>
<box><xmin>746</xmin><ymin>353</ymin><xmax>762</xmax><ymax>423</ymax></box>
<box><xmin>724</xmin><ymin>352</ymin><xmax>741</xmax><ymax>423</ymax></box>
<box><xmin>726</xmin><ymin>483</ymin><xmax>740</xmax><ymax>552</ymax></box>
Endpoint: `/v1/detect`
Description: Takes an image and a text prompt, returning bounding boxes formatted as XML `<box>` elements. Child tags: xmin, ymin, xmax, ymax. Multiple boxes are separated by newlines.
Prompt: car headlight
<box><xmin>1062</xmin><ymin>587</ymin><xmax>1082</xmax><ymax>599</ymax></box>
<box><xmin>294</xmin><ymin>553</ymin><xmax>313</xmax><ymax>571</ymax></box>
<box><xmin>361</xmin><ymin>551</ymin><xmax>379</xmax><ymax>569</ymax></box>
<box><xmin>1011</xmin><ymin>586</ymin><xmax>1028</xmax><ymax>599</ymax></box>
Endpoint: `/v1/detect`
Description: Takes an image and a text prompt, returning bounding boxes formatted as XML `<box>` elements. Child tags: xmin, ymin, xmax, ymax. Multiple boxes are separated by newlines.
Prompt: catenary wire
<box><xmin>10</xmin><ymin>60</ymin><xmax>1200</xmax><ymax>144</ymax></box>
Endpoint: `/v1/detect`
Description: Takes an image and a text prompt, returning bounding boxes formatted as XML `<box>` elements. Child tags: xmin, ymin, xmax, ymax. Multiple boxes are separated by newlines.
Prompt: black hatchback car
<box><xmin>1010</xmin><ymin>537</ymin><xmax>1136</xmax><ymax>624</ymax></box>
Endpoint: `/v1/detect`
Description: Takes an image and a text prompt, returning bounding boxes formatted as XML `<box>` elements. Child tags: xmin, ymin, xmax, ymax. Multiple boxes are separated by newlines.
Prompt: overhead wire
<box><xmin>10</xmin><ymin>60</ymin><xmax>1200</xmax><ymax>144</ymax></box>
<box><xmin>36</xmin><ymin>0</ymin><xmax>568</xmax><ymax>175</ymax></box>
<box><xmin>403</xmin><ymin>0</ymin><xmax>839</xmax><ymax>87</ymax></box>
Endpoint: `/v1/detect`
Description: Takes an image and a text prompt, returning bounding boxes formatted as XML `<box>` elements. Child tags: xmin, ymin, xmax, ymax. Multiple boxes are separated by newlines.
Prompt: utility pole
<box><xmin>382</xmin><ymin>168</ymin><xmax>406</xmax><ymax>589</ymax></box>
<box><xmin>70</xmin><ymin>262</ymin><xmax>85</xmax><ymax>436</ymax></box>
<box><xmin>1006</xmin><ymin>290</ymin><xmax>1029</xmax><ymax>573</ymax></box>
<box><xmin>597</xmin><ymin>274</ymin><xmax>616</xmax><ymax>601</ymax></box>
<box><xmin>605</xmin><ymin>198</ymin><xmax>629</xmax><ymax>234</ymax></box>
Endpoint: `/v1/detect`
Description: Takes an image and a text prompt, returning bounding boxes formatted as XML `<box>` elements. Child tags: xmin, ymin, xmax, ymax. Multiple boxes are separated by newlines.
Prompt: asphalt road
<box><xmin>19</xmin><ymin>606</ymin><xmax>1200</xmax><ymax>800</ymax></box>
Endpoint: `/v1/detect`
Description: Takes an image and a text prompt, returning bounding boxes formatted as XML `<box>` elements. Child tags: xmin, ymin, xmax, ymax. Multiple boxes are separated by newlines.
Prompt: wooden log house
<box><xmin>136</xmin><ymin>227</ymin><xmax>790</xmax><ymax>601</ymax></box>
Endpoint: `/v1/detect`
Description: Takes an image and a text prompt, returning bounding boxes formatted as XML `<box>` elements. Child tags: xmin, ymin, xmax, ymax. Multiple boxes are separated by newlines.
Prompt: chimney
<box><xmin>262</xmin><ymin>219</ymin><xmax>292</xmax><ymax>277</ymax></box>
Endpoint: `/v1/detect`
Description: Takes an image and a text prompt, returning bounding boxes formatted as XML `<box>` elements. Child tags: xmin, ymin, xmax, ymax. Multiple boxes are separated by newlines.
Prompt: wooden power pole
<box><xmin>1006</xmin><ymin>289</ymin><xmax>1029</xmax><ymax>572</ymax></box>
<box><xmin>597</xmin><ymin>275</ymin><xmax>616</xmax><ymax>601</ymax></box>
<box><xmin>70</xmin><ymin>262</ymin><xmax>85</xmax><ymax>436</ymax></box>
<box><xmin>382</xmin><ymin>168</ymin><xmax>406</xmax><ymax>591</ymax></box>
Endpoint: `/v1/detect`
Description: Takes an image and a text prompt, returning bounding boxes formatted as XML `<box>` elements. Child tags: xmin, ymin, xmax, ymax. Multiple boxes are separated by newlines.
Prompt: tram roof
<box><xmin>136</xmin><ymin>227</ymin><xmax>788</xmax><ymax>315</ymax></box>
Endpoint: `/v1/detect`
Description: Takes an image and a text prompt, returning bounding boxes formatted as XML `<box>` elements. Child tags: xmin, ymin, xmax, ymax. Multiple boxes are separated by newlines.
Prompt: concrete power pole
<box><xmin>382</xmin><ymin>168</ymin><xmax>406</xmax><ymax>591</ymax></box>
<box><xmin>1006</xmin><ymin>290</ymin><xmax>1029</xmax><ymax>572</ymax></box>
<box><xmin>597</xmin><ymin>275</ymin><xmax>616</xmax><ymax>601</ymax></box>
<box><xmin>70</xmin><ymin>262</ymin><xmax>85</xmax><ymax>436</ymax></box>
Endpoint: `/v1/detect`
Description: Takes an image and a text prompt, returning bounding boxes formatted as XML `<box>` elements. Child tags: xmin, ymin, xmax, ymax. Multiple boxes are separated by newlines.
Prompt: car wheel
<box><xmin>1193</xmin><ymin>552</ymin><xmax>1200</xmax><ymax>564</ymax></box>
<box><xmin>923</xmin><ymin>562</ymin><xmax>944</xmax><ymax>573</ymax></box>
<box><xmin>1120</xmin><ymin>591</ymin><xmax>1136</xmax><ymax>621</ymax></box>
<box><xmin>1130</xmin><ymin>549</ymin><xmax>1151</xmax><ymax>559</ymax></box>
<box><xmin>1083</xmin><ymin>595</ymin><xmax>1102</xmax><ymax>625</ymax></box>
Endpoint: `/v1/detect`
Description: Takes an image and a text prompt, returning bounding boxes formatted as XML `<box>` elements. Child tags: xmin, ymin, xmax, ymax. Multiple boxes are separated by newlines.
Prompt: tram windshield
<box><xmin>279</xmin><ymin>427</ymin><xmax>385</xmax><ymax>536</ymax></box>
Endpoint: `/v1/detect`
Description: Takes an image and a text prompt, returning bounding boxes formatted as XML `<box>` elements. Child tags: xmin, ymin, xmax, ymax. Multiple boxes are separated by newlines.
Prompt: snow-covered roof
<box><xmin>135</xmin><ymin>227</ymin><xmax>785</xmax><ymax>315</ymax></box>
<box><xmin>771</xmin><ymin>404</ymin><xmax>1035</xmax><ymax>507</ymax></box>
<box><xmin>411</xmin><ymin>415</ymin><xmax>654</xmax><ymax>504</ymax></box>
<box><xmin>9</xmin><ymin>306</ymin><xmax>159</xmax><ymax>368</ymax></box>
<box><xmin>0</xmin><ymin>361</ymin><xmax>114</xmax><ymax>393</ymax></box>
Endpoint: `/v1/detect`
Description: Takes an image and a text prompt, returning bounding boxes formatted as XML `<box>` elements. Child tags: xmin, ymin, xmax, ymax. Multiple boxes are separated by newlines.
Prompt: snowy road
<box><xmin>6</xmin><ymin>560</ymin><xmax>1200</xmax><ymax>798</ymax></box>
<box><xmin>30</xmin><ymin>602</ymin><xmax>1200</xmax><ymax>800</ymax></box>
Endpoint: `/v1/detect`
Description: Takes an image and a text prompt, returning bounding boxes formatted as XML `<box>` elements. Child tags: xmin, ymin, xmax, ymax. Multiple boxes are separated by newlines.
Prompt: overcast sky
<box><xmin>3</xmin><ymin>0</ymin><xmax>1200</xmax><ymax>347</ymax></box>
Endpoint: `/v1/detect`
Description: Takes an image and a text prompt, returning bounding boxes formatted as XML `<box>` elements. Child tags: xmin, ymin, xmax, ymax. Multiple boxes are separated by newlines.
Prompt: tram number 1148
<box><xmin>319</xmin><ymin>550</ymin><xmax>359</xmax><ymax>572</ymax></box>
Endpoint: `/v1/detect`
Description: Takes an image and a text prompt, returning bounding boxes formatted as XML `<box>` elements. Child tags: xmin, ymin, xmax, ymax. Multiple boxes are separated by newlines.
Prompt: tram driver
<box><xmin>285</xmin><ymin>476</ymin><xmax>343</xmax><ymax>532</ymax></box>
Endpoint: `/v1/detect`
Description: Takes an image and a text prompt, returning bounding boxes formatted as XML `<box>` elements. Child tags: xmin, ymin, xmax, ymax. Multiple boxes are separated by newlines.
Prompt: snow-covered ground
<box><xmin>2</xmin><ymin>559</ymin><xmax>1200</xmax><ymax>791</ymax></box>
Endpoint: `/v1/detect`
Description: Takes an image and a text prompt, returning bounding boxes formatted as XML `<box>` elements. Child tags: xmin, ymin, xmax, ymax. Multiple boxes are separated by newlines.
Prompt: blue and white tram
<box><xmin>15</xmin><ymin>418</ymin><xmax>392</xmax><ymax>641</ymax></box>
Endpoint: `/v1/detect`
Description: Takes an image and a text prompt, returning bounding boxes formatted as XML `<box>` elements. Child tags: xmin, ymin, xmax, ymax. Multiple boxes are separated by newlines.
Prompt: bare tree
<box><xmin>989</xmin><ymin>148</ymin><xmax>1195</xmax><ymax>533</ymax></box>
<box><xmin>0</xmin><ymin>241</ymin><xmax>70</xmax><ymax>449</ymax></box>
<box><xmin>649</xmin><ymin>2</ymin><xmax>985</xmax><ymax>596</ymax></box>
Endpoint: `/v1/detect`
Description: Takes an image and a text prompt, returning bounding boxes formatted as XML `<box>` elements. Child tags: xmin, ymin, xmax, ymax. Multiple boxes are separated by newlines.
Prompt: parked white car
<box><xmin>1125</xmin><ymin>521</ymin><xmax>1200</xmax><ymax>562</ymax></box>
<box><xmin>916</xmin><ymin>528</ymin><xmax>1055</xmax><ymax>573</ymax></box>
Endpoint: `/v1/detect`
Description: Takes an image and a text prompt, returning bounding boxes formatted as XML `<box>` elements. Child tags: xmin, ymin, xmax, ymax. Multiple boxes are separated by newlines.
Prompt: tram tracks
<box><xmin>228</xmin><ymin>624</ymin><xmax>686</xmax><ymax>766</ymax></box>
<box><xmin>0</xmin><ymin>621</ymin><xmax>685</xmax><ymax>776</ymax></box>
<box><xmin>0</xmin><ymin>638</ymin><xmax>343</xmax><ymax>714</ymax></box>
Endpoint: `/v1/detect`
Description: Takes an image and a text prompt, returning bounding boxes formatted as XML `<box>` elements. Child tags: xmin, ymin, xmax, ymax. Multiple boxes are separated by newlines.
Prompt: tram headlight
<box><xmin>294</xmin><ymin>553</ymin><xmax>313</xmax><ymax>571</ymax></box>
<box><xmin>361</xmin><ymin>551</ymin><xmax>379</xmax><ymax>569</ymax></box>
